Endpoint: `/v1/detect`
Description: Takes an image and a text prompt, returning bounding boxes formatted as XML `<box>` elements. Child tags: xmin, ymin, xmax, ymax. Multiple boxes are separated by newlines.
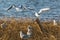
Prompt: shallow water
<box><xmin>0</xmin><ymin>0</ymin><xmax>60</xmax><ymax>20</ymax></box>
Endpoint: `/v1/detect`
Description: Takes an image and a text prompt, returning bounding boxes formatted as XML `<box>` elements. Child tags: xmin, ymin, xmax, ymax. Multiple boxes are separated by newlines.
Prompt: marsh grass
<box><xmin>0</xmin><ymin>17</ymin><xmax>60</xmax><ymax>40</ymax></box>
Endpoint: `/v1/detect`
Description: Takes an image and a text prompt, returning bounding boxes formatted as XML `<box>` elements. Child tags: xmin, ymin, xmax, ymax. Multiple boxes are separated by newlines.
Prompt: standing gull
<box><xmin>53</xmin><ymin>20</ymin><xmax>57</xmax><ymax>25</ymax></box>
<box><xmin>20</xmin><ymin>30</ymin><xmax>28</xmax><ymax>39</ymax></box>
<box><xmin>20</xmin><ymin>31</ymin><xmax>25</xmax><ymax>38</ymax></box>
<box><xmin>1</xmin><ymin>23</ymin><xmax>6</xmax><ymax>28</ymax></box>
<box><xmin>27</xmin><ymin>25</ymin><xmax>32</xmax><ymax>37</ymax></box>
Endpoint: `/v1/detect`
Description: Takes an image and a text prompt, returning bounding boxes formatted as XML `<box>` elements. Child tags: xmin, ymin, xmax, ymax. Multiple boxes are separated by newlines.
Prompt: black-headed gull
<box><xmin>6</xmin><ymin>4</ymin><xmax>27</xmax><ymax>12</ymax></box>
<box><xmin>34</xmin><ymin>7</ymin><xmax>50</xmax><ymax>17</ymax></box>
<box><xmin>27</xmin><ymin>25</ymin><xmax>32</xmax><ymax>37</ymax></box>
<box><xmin>1</xmin><ymin>23</ymin><xmax>6</xmax><ymax>28</ymax></box>
<box><xmin>20</xmin><ymin>31</ymin><xmax>28</xmax><ymax>39</ymax></box>
<box><xmin>53</xmin><ymin>20</ymin><xmax>57</xmax><ymax>25</ymax></box>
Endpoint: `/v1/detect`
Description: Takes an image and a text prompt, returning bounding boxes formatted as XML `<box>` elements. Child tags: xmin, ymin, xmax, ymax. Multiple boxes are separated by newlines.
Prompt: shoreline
<box><xmin>0</xmin><ymin>16</ymin><xmax>60</xmax><ymax>22</ymax></box>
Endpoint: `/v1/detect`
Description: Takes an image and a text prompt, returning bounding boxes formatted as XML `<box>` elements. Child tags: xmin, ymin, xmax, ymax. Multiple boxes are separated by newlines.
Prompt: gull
<box><xmin>19</xmin><ymin>31</ymin><xmax>28</xmax><ymax>39</ymax></box>
<box><xmin>27</xmin><ymin>25</ymin><xmax>32</xmax><ymax>37</ymax></box>
<box><xmin>35</xmin><ymin>12</ymin><xmax>40</xmax><ymax>17</ymax></box>
<box><xmin>33</xmin><ymin>8</ymin><xmax>50</xmax><ymax>34</ymax></box>
<box><xmin>6</xmin><ymin>4</ymin><xmax>26</xmax><ymax>11</ymax></box>
<box><xmin>1</xmin><ymin>23</ymin><xmax>6</xmax><ymax>28</ymax></box>
<box><xmin>20</xmin><ymin>31</ymin><xmax>25</xmax><ymax>38</ymax></box>
<box><xmin>34</xmin><ymin>7</ymin><xmax>50</xmax><ymax>17</ymax></box>
<box><xmin>53</xmin><ymin>20</ymin><xmax>57</xmax><ymax>25</ymax></box>
<box><xmin>3</xmin><ymin>4</ymin><xmax>28</xmax><ymax>12</ymax></box>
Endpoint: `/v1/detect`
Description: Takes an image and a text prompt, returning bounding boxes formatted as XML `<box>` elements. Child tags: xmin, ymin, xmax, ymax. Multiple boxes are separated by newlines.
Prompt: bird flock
<box><xmin>2</xmin><ymin>4</ymin><xmax>58</xmax><ymax>21</ymax></box>
<box><xmin>5</xmin><ymin>4</ymin><xmax>33</xmax><ymax>12</ymax></box>
<box><xmin>0</xmin><ymin>22</ymin><xmax>32</xmax><ymax>39</ymax></box>
<box><xmin>0</xmin><ymin>20</ymin><xmax>57</xmax><ymax>39</ymax></box>
<box><xmin>4</xmin><ymin>4</ymin><xmax>50</xmax><ymax>17</ymax></box>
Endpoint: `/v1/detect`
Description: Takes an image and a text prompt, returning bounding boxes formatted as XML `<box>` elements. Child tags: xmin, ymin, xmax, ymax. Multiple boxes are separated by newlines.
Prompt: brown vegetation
<box><xmin>0</xmin><ymin>17</ymin><xmax>60</xmax><ymax>40</ymax></box>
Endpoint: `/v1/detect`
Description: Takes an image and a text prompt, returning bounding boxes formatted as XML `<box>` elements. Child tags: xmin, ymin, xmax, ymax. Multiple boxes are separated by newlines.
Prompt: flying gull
<box><xmin>6</xmin><ymin>4</ymin><xmax>27</xmax><ymax>11</ymax></box>
<box><xmin>34</xmin><ymin>7</ymin><xmax>50</xmax><ymax>17</ymax></box>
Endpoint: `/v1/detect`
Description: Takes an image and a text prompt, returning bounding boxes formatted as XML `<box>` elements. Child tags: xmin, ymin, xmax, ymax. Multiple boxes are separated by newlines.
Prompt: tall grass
<box><xmin>0</xmin><ymin>17</ymin><xmax>60</xmax><ymax>40</ymax></box>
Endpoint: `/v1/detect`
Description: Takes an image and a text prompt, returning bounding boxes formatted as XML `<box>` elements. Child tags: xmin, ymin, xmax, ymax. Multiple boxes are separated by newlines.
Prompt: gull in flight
<box><xmin>6</xmin><ymin>4</ymin><xmax>27</xmax><ymax>11</ymax></box>
<box><xmin>34</xmin><ymin>7</ymin><xmax>50</xmax><ymax>17</ymax></box>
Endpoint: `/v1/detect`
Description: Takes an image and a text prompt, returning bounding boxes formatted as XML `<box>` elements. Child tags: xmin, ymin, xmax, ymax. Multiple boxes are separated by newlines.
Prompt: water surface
<box><xmin>0</xmin><ymin>0</ymin><xmax>60</xmax><ymax>20</ymax></box>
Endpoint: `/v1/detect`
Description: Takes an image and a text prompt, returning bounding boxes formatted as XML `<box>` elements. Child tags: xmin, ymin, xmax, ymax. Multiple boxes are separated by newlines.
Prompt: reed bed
<box><xmin>0</xmin><ymin>17</ymin><xmax>60</xmax><ymax>40</ymax></box>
